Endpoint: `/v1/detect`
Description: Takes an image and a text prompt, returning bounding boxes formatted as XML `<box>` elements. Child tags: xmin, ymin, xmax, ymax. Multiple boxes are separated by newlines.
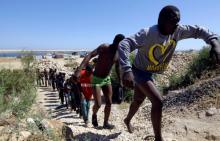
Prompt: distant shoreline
<box><xmin>0</xmin><ymin>50</ymin><xmax>90</xmax><ymax>57</ymax></box>
<box><xmin>0</xmin><ymin>49</ymin><xmax>91</xmax><ymax>52</ymax></box>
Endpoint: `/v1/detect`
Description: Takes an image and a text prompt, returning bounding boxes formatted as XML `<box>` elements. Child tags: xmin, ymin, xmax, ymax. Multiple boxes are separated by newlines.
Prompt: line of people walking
<box><xmin>36</xmin><ymin>64</ymin><xmax>95</xmax><ymax>126</ymax></box>
<box><xmin>74</xmin><ymin>5</ymin><xmax>220</xmax><ymax>141</ymax></box>
<box><xmin>37</xmin><ymin>5</ymin><xmax>220</xmax><ymax>141</ymax></box>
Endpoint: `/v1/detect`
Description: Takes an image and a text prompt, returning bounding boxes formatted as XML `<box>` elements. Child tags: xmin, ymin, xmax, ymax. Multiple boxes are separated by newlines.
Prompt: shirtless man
<box><xmin>118</xmin><ymin>5</ymin><xmax>220</xmax><ymax>141</ymax></box>
<box><xmin>75</xmin><ymin>34</ymin><xmax>125</xmax><ymax>129</ymax></box>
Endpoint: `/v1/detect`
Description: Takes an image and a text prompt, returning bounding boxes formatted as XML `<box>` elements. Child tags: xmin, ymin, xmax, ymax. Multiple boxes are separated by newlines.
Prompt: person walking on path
<box><xmin>118</xmin><ymin>5</ymin><xmax>220</xmax><ymax>141</ymax></box>
<box><xmin>75</xmin><ymin>34</ymin><xmax>125</xmax><ymax>129</ymax></box>
<box><xmin>80</xmin><ymin>65</ymin><xmax>93</xmax><ymax>126</ymax></box>
<box><xmin>43</xmin><ymin>68</ymin><xmax>49</xmax><ymax>87</ymax></box>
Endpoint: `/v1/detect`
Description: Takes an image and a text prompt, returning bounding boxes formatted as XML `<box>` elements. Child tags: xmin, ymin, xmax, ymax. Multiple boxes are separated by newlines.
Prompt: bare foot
<box><xmin>144</xmin><ymin>135</ymin><xmax>164</xmax><ymax>141</ymax></box>
<box><xmin>144</xmin><ymin>135</ymin><xmax>154</xmax><ymax>140</ymax></box>
<box><xmin>154</xmin><ymin>137</ymin><xmax>164</xmax><ymax>141</ymax></box>
<box><xmin>124</xmin><ymin>118</ymin><xmax>134</xmax><ymax>133</ymax></box>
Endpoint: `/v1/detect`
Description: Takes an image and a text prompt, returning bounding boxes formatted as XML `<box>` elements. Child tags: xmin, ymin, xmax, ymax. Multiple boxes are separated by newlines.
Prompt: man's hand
<box><xmin>119</xmin><ymin>79</ymin><xmax>123</xmax><ymax>87</ymax></box>
<box><xmin>210</xmin><ymin>39</ymin><xmax>220</xmax><ymax>64</ymax></box>
<box><xmin>74</xmin><ymin>69</ymin><xmax>81</xmax><ymax>82</ymax></box>
<box><xmin>122</xmin><ymin>71</ymin><xmax>135</xmax><ymax>89</ymax></box>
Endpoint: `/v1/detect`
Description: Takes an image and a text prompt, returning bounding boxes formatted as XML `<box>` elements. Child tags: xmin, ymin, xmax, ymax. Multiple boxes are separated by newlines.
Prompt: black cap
<box><xmin>113</xmin><ymin>34</ymin><xmax>125</xmax><ymax>45</ymax></box>
<box><xmin>85</xmin><ymin>64</ymin><xmax>93</xmax><ymax>72</ymax></box>
<box><xmin>158</xmin><ymin>5</ymin><xmax>180</xmax><ymax>25</ymax></box>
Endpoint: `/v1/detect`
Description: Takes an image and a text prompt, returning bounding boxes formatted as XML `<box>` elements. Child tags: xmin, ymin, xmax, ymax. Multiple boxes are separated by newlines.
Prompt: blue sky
<box><xmin>0</xmin><ymin>0</ymin><xmax>219</xmax><ymax>51</ymax></box>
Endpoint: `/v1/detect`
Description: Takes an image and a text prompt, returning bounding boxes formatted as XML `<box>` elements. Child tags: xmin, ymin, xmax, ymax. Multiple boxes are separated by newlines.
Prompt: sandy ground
<box><xmin>0</xmin><ymin>57</ymin><xmax>83</xmax><ymax>70</ymax></box>
<box><xmin>3</xmin><ymin>57</ymin><xmax>220</xmax><ymax>141</ymax></box>
<box><xmin>36</xmin><ymin>86</ymin><xmax>220</xmax><ymax>141</ymax></box>
<box><xmin>36</xmin><ymin>86</ymin><xmax>154</xmax><ymax>141</ymax></box>
<box><xmin>0</xmin><ymin>57</ymin><xmax>22</xmax><ymax>70</ymax></box>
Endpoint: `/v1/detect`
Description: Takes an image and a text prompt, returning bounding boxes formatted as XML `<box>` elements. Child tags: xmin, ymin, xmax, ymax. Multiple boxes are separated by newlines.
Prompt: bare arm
<box><xmin>114</xmin><ymin>52</ymin><xmax>122</xmax><ymax>86</ymax></box>
<box><xmin>74</xmin><ymin>45</ymin><xmax>105</xmax><ymax>79</ymax></box>
<box><xmin>79</xmin><ymin>50</ymin><xmax>98</xmax><ymax>70</ymax></box>
<box><xmin>210</xmin><ymin>39</ymin><xmax>220</xmax><ymax>64</ymax></box>
<box><xmin>115</xmin><ymin>60</ymin><xmax>122</xmax><ymax>86</ymax></box>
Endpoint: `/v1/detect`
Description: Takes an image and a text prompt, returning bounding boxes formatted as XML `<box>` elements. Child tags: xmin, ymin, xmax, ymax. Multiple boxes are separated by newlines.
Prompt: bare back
<box><xmin>94</xmin><ymin>44</ymin><xmax>118</xmax><ymax>78</ymax></box>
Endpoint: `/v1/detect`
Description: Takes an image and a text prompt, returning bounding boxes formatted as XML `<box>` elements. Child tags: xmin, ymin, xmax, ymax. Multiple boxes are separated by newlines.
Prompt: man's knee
<box><xmin>133</xmin><ymin>97</ymin><xmax>144</xmax><ymax>106</ymax></box>
<box><xmin>152</xmin><ymin>99</ymin><xmax>163</xmax><ymax>109</ymax></box>
<box><xmin>94</xmin><ymin>102</ymin><xmax>102</xmax><ymax>109</ymax></box>
<box><xmin>105</xmin><ymin>100</ymin><xmax>112</xmax><ymax>107</ymax></box>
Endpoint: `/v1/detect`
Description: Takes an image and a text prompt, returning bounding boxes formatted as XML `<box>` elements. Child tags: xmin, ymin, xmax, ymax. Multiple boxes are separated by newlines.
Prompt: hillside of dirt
<box><xmin>1</xmin><ymin>51</ymin><xmax>220</xmax><ymax>141</ymax></box>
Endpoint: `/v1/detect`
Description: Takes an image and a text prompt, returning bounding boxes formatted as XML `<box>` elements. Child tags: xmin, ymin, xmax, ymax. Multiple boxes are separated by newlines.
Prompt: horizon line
<box><xmin>0</xmin><ymin>49</ymin><xmax>91</xmax><ymax>52</ymax></box>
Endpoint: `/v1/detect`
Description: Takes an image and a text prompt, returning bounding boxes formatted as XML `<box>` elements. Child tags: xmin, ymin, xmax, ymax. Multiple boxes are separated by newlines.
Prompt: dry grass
<box><xmin>0</xmin><ymin>57</ymin><xmax>22</xmax><ymax>70</ymax></box>
<box><xmin>118</xmin><ymin>102</ymin><xmax>129</xmax><ymax>110</ymax></box>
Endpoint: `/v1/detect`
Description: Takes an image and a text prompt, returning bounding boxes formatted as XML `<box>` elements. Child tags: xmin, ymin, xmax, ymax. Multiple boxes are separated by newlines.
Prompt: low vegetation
<box><xmin>112</xmin><ymin>46</ymin><xmax>219</xmax><ymax>98</ymax></box>
<box><xmin>111</xmin><ymin>51</ymin><xmax>136</xmax><ymax>102</ymax></box>
<box><xmin>0</xmin><ymin>51</ymin><xmax>37</xmax><ymax>118</ymax></box>
<box><xmin>64</xmin><ymin>59</ymin><xmax>79</xmax><ymax>69</ymax></box>
<box><xmin>166</xmin><ymin>46</ymin><xmax>218</xmax><ymax>91</ymax></box>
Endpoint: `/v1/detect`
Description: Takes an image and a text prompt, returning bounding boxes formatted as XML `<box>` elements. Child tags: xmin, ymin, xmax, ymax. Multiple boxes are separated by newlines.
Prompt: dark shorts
<box><xmin>132</xmin><ymin>65</ymin><xmax>153</xmax><ymax>84</ymax></box>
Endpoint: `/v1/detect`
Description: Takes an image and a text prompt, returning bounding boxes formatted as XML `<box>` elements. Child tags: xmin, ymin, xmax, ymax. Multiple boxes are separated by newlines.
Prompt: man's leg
<box><xmin>81</xmin><ymin>99</ymin><xmax>87</xmax><ymax>122</ymax></box>
<box><xmin>70</xmin><ymin>92</ymin><xmax>76</xmax><ymax>111</ymax></box>
<box><xmin>64</xmin><ymin>92</ymin><xmax>68</xmax><ymax>108</ymax></box>
<box><xmin>52</xmin><ymin>80</ymin><xmax>55</xmax><ymax>91</ymax></box>
<box><xmin>48</xmin><ymin>79</ymin><xmax>51</xmax><ymax>86</ymax></box>
<box><xmin>92</xmin><ymin>86</ymin><xmax>102</xmax><ymax>127</ymax></box>
<box><xmin>124</xmin><ymin>84</ymin><xmax>147</xmax><ymax>133</ymax></box>
<box><xmin>137</xmin><ymin>81</ymin><xmax>164</xmax><ymax>141</ymax></box>
<box><xmin>44</xmin><ymin>78</ymin><xmax>47</xmax><ymax>87</ymax></box>
<box><xmin>84</xmin><ymin>99</ymin><xmax>90</xmax><ymax>125</ymax></box>
<box><xmin>75</xmin><ymin>92</ymin><xmax>82</xmax><ymax>116</ymax></box>
<box><xmin>45</xmin><ymin>79</ymin><xmax>48</xmax><ymax>87</ymax></box>
<box><xmin>102</xmin><ymin>84</ymin><xmax>114</xmax><ymax>129</ymax></box>
<box><xmin>59</xmin><ymin>90</ymin><xmax>64</xmax><ymax>104</ymax></box>
<box><xmin>86</xmin><ymin>100</ymin><xmax>90</xmax><ymax>120</ymax></box>
<box><xmin>41</xmin><ymin>78</ymin><xmax>44</xmax><ymax>86</ymax></box>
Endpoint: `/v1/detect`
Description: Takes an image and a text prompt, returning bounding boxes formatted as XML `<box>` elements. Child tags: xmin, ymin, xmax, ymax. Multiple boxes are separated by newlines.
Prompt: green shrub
<box><xmin>123</xmin><ymin>88</ymin><xmax>134</xmax><ymax>102</ymax></box>
<box><xmin>20</xmin><ymin>51</ymin><xmax>36</xmax><ymax>71</ymax></box>
<box><xmin>0</xmin><ymin>51</ymin><xmax>37</xmax><ymax>118</ymax></box>
<box><xmin>0</xmin><ymin>69</ymin><xmax>36</xmax><ymax>118</ymax></box>
<box><xmin>64</xmin><ymin>60</ymin><xmax>79</xmax><ymax>69</ymax></box>
<box><xmin>110</xmin><ymin>52</ymin><xmax>136</xmax><ymax>102</ymax></box>
<box><xmin>167</xmin><ymin>47</ymin><xmax>216</xmax><ymax>90</ymax></box>
<box><xmin>129</xmin><ymin>51</ymin><xmax>136</xmax><ymax>65</ymax></box>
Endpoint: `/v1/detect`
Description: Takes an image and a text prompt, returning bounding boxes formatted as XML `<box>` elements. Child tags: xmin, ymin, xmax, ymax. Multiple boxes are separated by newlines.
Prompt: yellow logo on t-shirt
<box><xmin>148</xmin><ymin>39</ymin><xmax>176</xmax><ymax>65</ymax></box>
<box><xmin>146</xmin><ymin>39</ymin><xmax>176</xmax><ymax>71</ymax></box>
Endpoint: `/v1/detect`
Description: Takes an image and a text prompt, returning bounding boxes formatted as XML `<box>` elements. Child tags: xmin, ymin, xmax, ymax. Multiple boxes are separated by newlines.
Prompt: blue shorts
<box><xmin>132</xmin><ymin>65</ymin><xmax>153</xmax><ymax>84</ymax></box>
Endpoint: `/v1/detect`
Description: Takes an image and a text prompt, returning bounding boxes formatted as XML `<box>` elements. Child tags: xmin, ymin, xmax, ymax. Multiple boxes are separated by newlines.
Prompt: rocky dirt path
<box><xmin>36</xmin><ymin>86</ymin><xmax>220</xmax><ymax>141</ymax></box>
<box><xmin>36</xmin><ymin>86</ymin><xmax>155</xmax><ymax>141</ymax></box>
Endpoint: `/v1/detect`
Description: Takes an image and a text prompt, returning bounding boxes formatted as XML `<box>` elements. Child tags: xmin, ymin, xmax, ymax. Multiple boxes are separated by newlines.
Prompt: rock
<box><xmin>197</xmin><ymin>111</ymin><xmax>205</xmax><ymax>119</ymax></box>
<box><xmin>184</xmin><ymin>125</ymin><xmax>188</xmax><ymax>135</ymax></box>
<box><xmin>26</xmin><ymin>134</ymin><xmax>48</xmax><ymax>141</ymax></box>
<box><xmin>0</xmin><ymin>119</ymin><xmax>9</xmax><ymax>126</ymax></box>
<box><xmin>0</xmin><ymin>126</ymin><xmax>4</xmax><ymax>132</ymax></box>
<box><xmin>155</xmin><ymin>52</ymin><xmax>195</xmax><ymax>87</ymax></box>
<box><xmin>193</xmin><ymin>130</ymin><xmax>199</xmax><ymax>134</ymax></box>
<box><xmin>0</xmin><ymin>116</ymin><xmax>16</xmax><ymax>126</ymax></box>
<box><xmin>26</xmin><ymin>118</ymin><xmax>35</xmax><ymax>124</ymax></box>
<box><xmin>163</xmin><ymin>133</ymin><xmax>178</xmax><ymax>141</ymax></box>
<box><xmin>205</xmin><ymin>131</ymin><xmax>220</xmax><ymax>140</ymax></box>
<box><xmin>206</xmin><ymin>107</ymin><xmax>217</xmax><ymax>116</ymax></box>
<box><xmin>20</xmin><ymin>131</ymin><xmax>31</xmax><ymax>140</ymax></box>
<box><xmin>34</xmin><ymin>119</ymin><xmax>46</xmax><ymax>132</ymax></box>
<box><xmin>0</xmin><ymin>133</ymin><xmax>11</xmax><ymax>141</ymax></box>
<box><xmin>216</xmin><ymin>94</ymin><xmax>220</xmax><ymax>109</ymax></box>
<box><xmin>41</xmin><ymin>119</ymin><xmax>74</xmax><ymax>140</ymax></box>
